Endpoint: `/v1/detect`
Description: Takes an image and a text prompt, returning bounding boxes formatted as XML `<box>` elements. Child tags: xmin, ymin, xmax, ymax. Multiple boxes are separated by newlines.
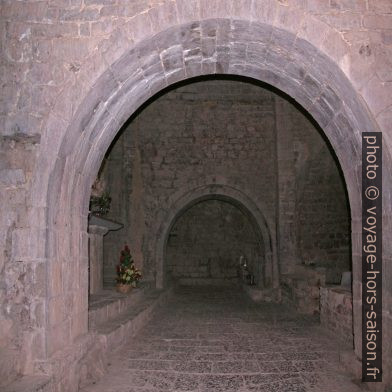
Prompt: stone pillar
<box><xmin>88</xmin><ymin>215</ymin><xmax>123</xmax><ymax>294</ymax></box>
<box><xmin>88</xmin><ymin>225</ymin><xmax>109</xmax><ymax>294</ymax></box>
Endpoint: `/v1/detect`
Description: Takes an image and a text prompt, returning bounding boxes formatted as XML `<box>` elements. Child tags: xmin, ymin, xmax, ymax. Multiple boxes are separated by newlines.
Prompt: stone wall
<box><xmin>166</xmin><ymin>199</ymin><xmax>263</xmax><ymax>285</ymax></box>
<box><xmin>275</xmin><ymin>97</ymin><xmax>350</xmax><ymax>284</ymax></box>
<box><xmin>1</xmin><ymin>0</ymin><xmax>392</xmax><ymax>389</ymax></box>
<box><xmin>320</xmin><ymin>286</ymin><xmax>353</xmax><ymax>346</ymax></box>
<box><xmin>102</xmin><ymin>79</ymin><xmax>278</xmax><ymax>285</ymax></box>
<box><xmin>101</xmin><ymin>79</ymin><xmax>350</xmax><ymax>290</ymax></box>
<box><xmin>296</xmin><ymin>146</ymin><xmax>351</xmax><ymax>283</ymax></box>
<box><xmin>101</xmin><ymin>132</ymin><xmax>140</xmax><ymax>287</ymax></box>
<box><xmin>0</xmin><ymin>135</ymin><xmax>41</xmax><ymax>387</ymax></box>
<box><xmin>281</xmin><ymin>265</ymin><xmax>326</xmax><ymax>314</ymax></box>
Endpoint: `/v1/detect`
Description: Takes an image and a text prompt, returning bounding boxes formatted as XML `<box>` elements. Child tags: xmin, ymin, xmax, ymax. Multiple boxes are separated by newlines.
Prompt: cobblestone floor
<box><xmin>82</xmin><ymin>286</ymin><xmax>363</xmax><ymax>392</ymax></box>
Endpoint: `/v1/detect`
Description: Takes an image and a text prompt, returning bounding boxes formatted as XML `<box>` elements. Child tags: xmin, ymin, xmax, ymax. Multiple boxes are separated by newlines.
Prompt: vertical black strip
<box><xmin>362</xmin><ymin>132</ymin><xmax>382</xmax><ymax>382</ymax></box>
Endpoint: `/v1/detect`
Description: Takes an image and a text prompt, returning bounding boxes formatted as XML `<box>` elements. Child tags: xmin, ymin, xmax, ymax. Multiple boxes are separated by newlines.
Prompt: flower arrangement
<box><xmin>89</xmin><ymin>192</ymin><xmax>111</xmax><ymax>216</ymax></box>
<box><xmin>116</xmin><ymin>245</ymin><xmax>142</xmax><ymax>287</ymax></box>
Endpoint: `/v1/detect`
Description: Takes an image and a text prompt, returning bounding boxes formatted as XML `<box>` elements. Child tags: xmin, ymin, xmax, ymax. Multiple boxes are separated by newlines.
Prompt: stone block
<box><xmin>70</xmin><ymin>312</ymin><xmax>88</xmax><ymax>341</ymax></box>
<box><xmin>126</xmin><ymin>13</ymin><xmax>153</xmax><ymax>43</ymax></box>
<box><xmin>47</xmin><ymin>261</ymin><xmax>64</xmax><ymax>297</ymax></box>
<box><xmin>307</xmin><ymin>0</ymin><xmax>332</xmax><ymax>12</ymax></box>
<box><xmin>298</xmin><ymin>15</ymin><xmax>330</xmax><ymax>51</ymax></box>
<box><xmin>318</xmin><ymin>11</ymin><xmax>362</xmax><ymax>31</ymax></box>
<box><xmin>100</xmin><ymin>29</ymin><xmax>133</xmax><ymax>68</ymax></box>
<box><xmin>231</xmin><ymin>0</ymin><xmax>252</xmax><ymax>19</ymax></box>
<box><xmin>368</xmin><ymin>0</ymin><xmax>392</xmax><ymax>13</ymax></box>
<box><xmin>311</xmin><ymin>96</ymin><xmax>335</xmax><ymax>128</ymax></box>
<box><xmin>48</xmin><ymin>297</ymin><xmax>66</xmax><ymax>326</ymax></box>
<box><xmin>32</xmin><ymin>22</ymin><xmax>79</xmax><ymax>39</ymax></box>
<box><xmin>201</xmin><ymin>59</ymin><xmax>216</xmax><ymax>74</ymax></box>
<box><xmin>185</xmin><ymin>57</ymin><xmax>202</xmax><ymax>78</ymax></box>
<box><xmin>31</xmin><ymin>300</ymin><xmax>46</xmax><ymax>329</ymax></box>
<box><xmin>363</xmin><ymin>14</ymin><xmax>392</xmax><ymax>30</ymax></box>
<box><xmin>202</xmin><ymin>19</ymin><xmax>220</xmax><ymax>39</ymax></box>
<box><xmin>230</xmin><ymin>19</ymin><xmax>252</xmax><ymax>42</ymax></box>
<box><xmin>201</xmin><ymin>37</ymin><xmax>216</xmax><ymax>58</ymax></box>
<box><xmin>58</xmin><ymin>7</ymin><xmax>100</xmax><ymax>22</ymax></box>
<box><xmin>91</xmin><ymin>20</ymin><xmax>115</xmax><ymax>37</ymax></box>
<box><xmin>274</xmin><ymin>4</ymin><xmax>305</xmax><ymax>34</ymax></box>
<box><xmin>251</xmin><ymin>0</ymin><xmax>277</xmax><ymax>24</ymax></box>
<box><xmin>166</xmin><ymin>68</ymin><xmax>186</xmax><ymax>86</ymax></box>
<box><xmin>246</xmin><ymin>42</ymin><xmax>268</xmax><ymax>65</ymax></box>
<box><xmin>0</xmin><ymin>169</ymin><xmax>25</xmax><ymax>186</ymax></box>
<box><xmin>361</xmin><ymin>75</ymin><xmax>391</xmax><ymax>116</ymax></box>
<box><xmin>148</xmin><ymin>2</ymin><xmax>178</xmax><ymax>35</ymax></box>
<box><xmin>283</xmin><ymin>61</ymin><xmax>306</xmax><ymax>83</ymax></box>
<box><xmin>302</xmin><ymin>73</ymin><xmax>322</xmax><ymax>100</ymax></box>
<box><xmin>270</xmin><ymin>26</ymin><xmax>296</xmax><ymax>51</ymax></box>
<box><xmin>2</xmin><ymin>1</ymin><xmax>47</xmax><ymax>21</ymax></box>
<box><xmin>85</xmin><ymin>0</ymin><xmax>116</xmax><ymax>5</ymax></box>
<box><xmin>161</xmin><ymin>45</ymin><xmax>184</xmax><ymax>73</ymax></box>
<box><xmin>0</xmin><ymin>348</ymin><xmax>21</xmax><ymax>388</ymax></box>
<box><xmin>11</xmin><ymin>228</ymin><xmax>46</xmax><ymax>262</ymax></box>
<box><xmin>47</xmin><ymin>321</ymin><xmax>71</xmax><ymax>356</ymax></box>
<box><xmin>176</xmin><ymin>0</ymin><xmax>200</xmax><ymax>23</ymax></box>
<box><xmin>216</xmin><ymin>19</ymin><xmax>231</xmax><ymax>46</ymax></box>
<box><xmin>199</xmin><ymin>0</ymin><xmax>232</xmax><ymax>18</ymax></box>
<box><xmin>330</xmin><ymin>0</ymin><xmax>366</xmax><ymax>11</ymax></box>
<box><xmin>230</xmin><ymin>41</ymin><xmax>247</xmax><ymax>62</ymax></box>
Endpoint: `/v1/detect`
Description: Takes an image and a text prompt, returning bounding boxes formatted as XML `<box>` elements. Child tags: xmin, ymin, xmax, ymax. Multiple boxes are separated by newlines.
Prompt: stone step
<box><xmin>242</xmin><ymin>284</ymin><xmax>281</xmax><ymax>303</ymax></box>
<box><xmin>3</xmin><ymin>376</ymin><xmax>52</xmax><ymax>392</ymax></box>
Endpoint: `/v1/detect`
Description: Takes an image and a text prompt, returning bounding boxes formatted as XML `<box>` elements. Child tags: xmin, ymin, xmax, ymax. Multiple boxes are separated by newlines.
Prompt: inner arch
<box><xmin>165</xmin><ymin>196</ymin><xmax>266</xmax><ymax>287</ymax></box>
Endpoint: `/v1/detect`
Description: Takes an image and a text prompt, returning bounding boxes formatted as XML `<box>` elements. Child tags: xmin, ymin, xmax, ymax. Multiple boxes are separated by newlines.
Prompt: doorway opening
<box><xmin>165</xmin><ymin>198</ymin><xmax>265</xmax><ymax>287</ymax></box>
<box><xmin>86</xmin><ymin>77</ymin><xmax>351</xmax><ymax>343</ymax></box>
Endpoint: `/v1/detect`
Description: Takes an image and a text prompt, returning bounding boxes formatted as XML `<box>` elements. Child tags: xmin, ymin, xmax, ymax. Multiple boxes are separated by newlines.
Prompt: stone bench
<box><xmin>92</xmin><ymin>288</ymin><xmax>173</xmax><ymax>351</ymax></box>
<box><xmin>88</xmin><ymin>286</ymin><xmax>147</xmax><ymax>329</ymax></box>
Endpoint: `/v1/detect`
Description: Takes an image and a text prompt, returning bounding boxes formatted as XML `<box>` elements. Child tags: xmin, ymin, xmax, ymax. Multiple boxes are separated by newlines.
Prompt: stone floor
<box><xmin>82</xmin><ymin>286</ymin><xmax>363</xmax><ymax>392</ymax></box>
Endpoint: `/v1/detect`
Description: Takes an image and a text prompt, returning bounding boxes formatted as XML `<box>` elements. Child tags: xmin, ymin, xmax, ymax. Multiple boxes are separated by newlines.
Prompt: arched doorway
<box><xmin>26</xmin><ymin>17</ymin><xmax>392</xmax><ymax>389</ymax></box>
<box><xmin>153</xmin><ymin>185</ymin><xmax>276</xmax><ymax>290</ymax></box>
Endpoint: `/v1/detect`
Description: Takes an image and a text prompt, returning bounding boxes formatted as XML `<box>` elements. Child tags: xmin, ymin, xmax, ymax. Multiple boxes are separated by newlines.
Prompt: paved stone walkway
<box><xmin>82</xmin><ymin>286</ymin><xmax>363</xmax><ymax>392</ymax></box>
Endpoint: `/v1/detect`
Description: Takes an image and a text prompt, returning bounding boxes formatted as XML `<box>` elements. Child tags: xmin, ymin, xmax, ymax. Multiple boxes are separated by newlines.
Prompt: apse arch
<box><xmin>153</xmin><ymin>184</ymin><xmax>277</xmax><ymax>290</ymax></box>
<box><xmin>29</xmin><ymin>17</ymin><xmax>392</xmax><ymax>377</ymax></box>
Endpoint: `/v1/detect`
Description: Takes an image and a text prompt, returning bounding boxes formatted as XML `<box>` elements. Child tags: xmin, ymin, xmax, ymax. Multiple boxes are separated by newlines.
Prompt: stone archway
<box><xmin>25</xmin><ymin>16</ymin><xmax>392</xmax><ymax>389</ymax></box>
<box><xmin>153</xmin><ymin>184</ymin><xmax>277</xmax><ymax>290</ymax></box>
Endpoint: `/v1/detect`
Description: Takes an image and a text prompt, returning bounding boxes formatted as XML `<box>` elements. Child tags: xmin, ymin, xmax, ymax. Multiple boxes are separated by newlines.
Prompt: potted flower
<box><xmin>89</xmin><ymin>191</ymin><xmax>111</xmax><ymax>216</ymax></box>
<box><xmin>115</xmin><ymin>245</ymin><xmax>142</xmax><ymax>293</ymax></box>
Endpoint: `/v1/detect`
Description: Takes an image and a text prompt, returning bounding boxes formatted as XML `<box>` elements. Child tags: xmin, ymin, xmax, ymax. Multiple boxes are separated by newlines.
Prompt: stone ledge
<box><xmin>93</xmin><ymin>287</ymin><xmax>174</xmax><ymax>353</ymax></box>
<box><xmin>176</xmin><ymin>277</ymin><xmax>239</xmax><ymax>286</ymax></box>
<box><xmin>88</xmin><ymin>286</ymin><xmax>147</xmax><ymax>329</ymax></box>
<box><xmin>5</xmin><ymin>288</ymin><xmax>174</xmax><ymax>392</ymax></box>
<box><xmin>242</xmin><ymin>284</ymin><xmax>282</xmax><ymax>303</ymax></box>
<box><xmin>320</xmin><ymin>285</ymin><xmax>353</xmax><ymax>346</ymax></box>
